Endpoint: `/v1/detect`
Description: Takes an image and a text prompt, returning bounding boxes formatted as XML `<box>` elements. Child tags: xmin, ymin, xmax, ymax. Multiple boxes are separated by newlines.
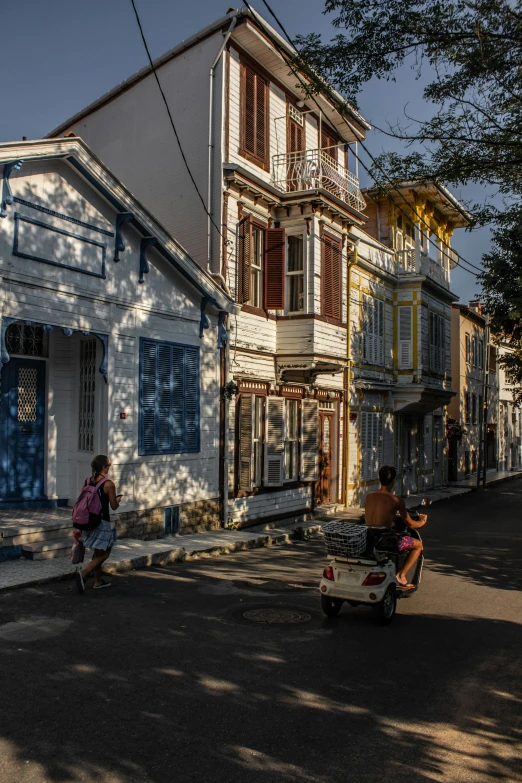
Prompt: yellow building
<box><xmin>346</xmin><ymin>183</ymin><xmax>471</xmax><ymax>502</ymax></box>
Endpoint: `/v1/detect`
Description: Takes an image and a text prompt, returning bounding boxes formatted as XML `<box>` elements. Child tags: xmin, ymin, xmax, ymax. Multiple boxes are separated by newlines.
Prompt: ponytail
<box><xmin>91</xmin><ymin>454</ymin><xmax>109</xmax><ymax>482</ymax></box>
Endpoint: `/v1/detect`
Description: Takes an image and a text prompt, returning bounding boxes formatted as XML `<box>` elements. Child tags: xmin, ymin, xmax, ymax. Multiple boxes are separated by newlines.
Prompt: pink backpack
<box><xmin>72</xmin><ymin>477</ymin><xmax>108</xmax><ymax>530</ymax></box>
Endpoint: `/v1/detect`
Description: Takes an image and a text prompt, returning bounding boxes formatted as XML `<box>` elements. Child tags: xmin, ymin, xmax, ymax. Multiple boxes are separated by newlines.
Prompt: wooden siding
<box><xmin>230</xmin><ymin>486</ymin><xmax>312</xmax><ymax>524</ymax></box>
<box><xmin>0</xmin><ymin>162</ymin><xmax>223</xmax><ymax>514</ymax></box>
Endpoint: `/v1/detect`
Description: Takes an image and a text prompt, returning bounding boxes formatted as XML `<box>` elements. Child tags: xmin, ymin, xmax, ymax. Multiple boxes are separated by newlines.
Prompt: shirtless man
<box><xmin>365</xmin><ymin>465</ymin><xmax>427</xmax><ymax>588</ymax></box>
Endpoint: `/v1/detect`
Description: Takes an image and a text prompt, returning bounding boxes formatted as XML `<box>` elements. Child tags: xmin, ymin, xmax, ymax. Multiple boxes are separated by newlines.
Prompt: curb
<box><xmin>1</xmin><ymin>524</ymin><xmax>323</xmax><ymax>592</ymax></box>
<box><xmin>448</xmin><ymin>470</ymin><xmax>522</xmax><ymax>492</ymax></box>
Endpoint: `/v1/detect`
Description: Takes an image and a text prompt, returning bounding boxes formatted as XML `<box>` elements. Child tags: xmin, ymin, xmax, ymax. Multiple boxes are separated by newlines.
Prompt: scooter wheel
<box><xmin>372</xmin><ymin>585</ymin><xmax>397</xmax><ymax>626</ymax></box>
<box><xmin>321</xmin><ymin>595</ymin><xmax>343</xmax><ymax>617</ymax></box>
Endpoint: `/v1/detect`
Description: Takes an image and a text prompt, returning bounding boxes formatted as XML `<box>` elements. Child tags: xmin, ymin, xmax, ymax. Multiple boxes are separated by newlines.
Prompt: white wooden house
<box><xmin>0</xmin><ymin>138</ymin><xmax>236</xmax><ymax>536</ymax></box>
<box><xmin>49</xmin><ymin>6</ymin><xmax>472</xmax><ymax>516</ymax></box>
<box><xmin>52</xmin><ymin>6</ymin><xmax>370</xmax><ymax>525</ymax></box>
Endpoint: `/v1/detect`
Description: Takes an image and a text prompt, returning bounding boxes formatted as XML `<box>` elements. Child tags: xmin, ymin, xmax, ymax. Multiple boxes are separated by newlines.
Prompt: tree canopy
<box><xmin>297</xmin><ymin>0</ymin><xmax>522</xmax><ymax>393</ymax></box>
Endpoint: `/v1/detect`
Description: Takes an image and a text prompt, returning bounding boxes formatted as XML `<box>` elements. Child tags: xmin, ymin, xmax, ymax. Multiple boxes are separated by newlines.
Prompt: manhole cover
<box><xmin>243</xmin><ymin>608</ymin><xmax>311</xmax><ymax>624</ymax></box>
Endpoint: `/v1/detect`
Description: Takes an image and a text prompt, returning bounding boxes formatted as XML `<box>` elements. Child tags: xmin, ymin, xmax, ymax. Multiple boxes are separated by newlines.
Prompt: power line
<box><xmin>129</xmin><ymin>0</ymin><xmax>225</xmax><ymax>242</ymax></box>
<box><xmin>254</xmin><ymin>0</ymin><xmax>482</xmax><ymax>279</ymax></box>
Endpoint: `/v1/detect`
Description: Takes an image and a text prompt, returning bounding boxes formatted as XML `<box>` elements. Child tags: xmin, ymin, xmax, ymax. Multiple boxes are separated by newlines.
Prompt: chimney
<box><xmin>469</xmin><ymin>299</ymin><xmax>482</xmax><ymax>314</ymax></box>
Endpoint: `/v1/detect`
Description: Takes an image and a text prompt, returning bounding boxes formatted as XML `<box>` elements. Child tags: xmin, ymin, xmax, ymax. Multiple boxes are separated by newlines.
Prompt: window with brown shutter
<box><xmin>237</xmin><ymin>215</ymin><xmax>252</xmax><ymax>304</ymax></box>
<box><xmin>236</xmin><ymin>216</ymin><xmax>266</xmax><ymax>310</ymax></box>
<box><xmin>240</xmin><ymin>63</ymin><xmax>269</xmax><ymax>169</ymax></box>
<box><xmin>265</xmin><ymin>228</ymin><xmax>285</xmax><ymax>310</ymax></box>
<box><xmin>322</xmin><ymin>232</ymin><xmax>342</xmax><ymax>321</ymax></box>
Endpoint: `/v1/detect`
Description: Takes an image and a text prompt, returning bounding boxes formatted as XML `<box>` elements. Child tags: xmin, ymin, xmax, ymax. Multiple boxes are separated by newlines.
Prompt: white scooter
<box><xmin>319</xmin><ymin>501</ymin><xmax>430</xmax><ymax>625</ymax></box>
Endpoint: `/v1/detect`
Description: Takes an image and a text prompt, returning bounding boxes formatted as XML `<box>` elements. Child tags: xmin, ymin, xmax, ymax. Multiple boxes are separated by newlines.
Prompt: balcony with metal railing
<box><xmin>271</xmin><ymin>148</ymin><xmax>366</xmax><ymax>212</ymax></box>
<box><xmin>396</xmin><ymin>246</ymin><xmax>456</xmax><ymax>289</ymax></box>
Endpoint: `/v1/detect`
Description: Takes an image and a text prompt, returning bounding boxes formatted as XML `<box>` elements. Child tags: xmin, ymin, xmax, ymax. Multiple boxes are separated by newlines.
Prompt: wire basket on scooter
<box><xmin>322</xmin><ymin>521</ymin><xmax>367</xmax><ymax>558</ymax></box>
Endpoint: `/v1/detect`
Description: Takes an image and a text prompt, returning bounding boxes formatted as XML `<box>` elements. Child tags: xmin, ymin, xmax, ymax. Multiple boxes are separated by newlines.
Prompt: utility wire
<box><xmin>129</xmin><ymin>0</ymin><xmax>226</xmax><ymax>242</ymax></box>
<box><xmin>255</xmin><ymin>0</ymin><xmax>482</xmax><ymax>279</ymax></box>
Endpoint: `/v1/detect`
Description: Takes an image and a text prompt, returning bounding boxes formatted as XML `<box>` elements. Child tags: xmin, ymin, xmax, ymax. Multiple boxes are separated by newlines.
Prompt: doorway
<box><xmin>315</xmin><ymin>411</ymin><xmax>334</xmax><ymax>504</ymax></box>
<box><xmin>487</xmin><ymin>428</ymin><xmax>496</xmax><ymax>469</ymax></box>
<box><xmin>402</xmin><ymin>417</ymin><xmax>418</xmax><ymax>495</ymax></box>
<box><xmin>0</xmin><ymin>358</ymin><xmax>46</xmax><ymax>501</ymax></box>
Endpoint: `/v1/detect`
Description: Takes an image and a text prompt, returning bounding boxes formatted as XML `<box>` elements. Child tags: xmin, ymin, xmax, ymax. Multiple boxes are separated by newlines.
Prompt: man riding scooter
<box><xmin>365</xmin><ymin>465</ymin><xmax>427</xmax><ymax>588</ymax></box>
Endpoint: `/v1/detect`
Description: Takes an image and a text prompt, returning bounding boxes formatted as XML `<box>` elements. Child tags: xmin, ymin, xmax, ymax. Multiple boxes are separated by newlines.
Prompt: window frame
<box><xmin>464</xmin><ymin>392</ymin><xmax>471</xmax><ymax>425</ymax></box>
<box><xmin>78</xmin><ymin>337</ymin><xmax>97</xmax><ymax>453</ymax></box>
<box><xmin>252</xmin><ymin>394</ymin><xmax>264</xmax><ymax>488</ymax></box>
<box><xmin>362</xmin><ymin>294</ymin><xmax>384</xmax><ymax>367</ymax></box>
<box><xmin>429</xmin><ymin>311</ymin><xmax>445</xmax><ymax>374</ymax></box>
<box><xmin>360</xmin><ymin>411</ymin><xmax>383</xmax><ymax>482</ymax></box>
<box><xmin>284</xmin><ymin>398</ymin><xmax>299</xmax><ymax>482</ymax></box>
<box><xmin>250</xmin><ymin>222</ymin><xmax>265</xmax><ymax>310</ymax></box>
<box><xmin>286</xmin><ymin>232</ymin><xmax>306</xmax><ymax>314</ymax></box>
<box><xmin>465</xmin><ymin>333</ymin><xmax>471</xmax><ymax>365</ymax></box>
<box><xmin>138</xmin><ymin>338</ymin><xmax>200</xmax><ymax>456</ymax></box>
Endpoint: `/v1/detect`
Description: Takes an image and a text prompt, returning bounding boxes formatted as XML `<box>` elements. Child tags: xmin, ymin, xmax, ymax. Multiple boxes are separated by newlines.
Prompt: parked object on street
<box><xmin>319</xmin><ymin>502</ymin><xmax>430</xmax><ymax>625</ymax></box>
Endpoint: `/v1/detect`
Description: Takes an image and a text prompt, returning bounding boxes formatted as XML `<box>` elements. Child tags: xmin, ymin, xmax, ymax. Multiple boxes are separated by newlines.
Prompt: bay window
<box><xmin>287</xmin><ymin>235</ymin><xmax>305</xmax><ymax>313</ymax></box>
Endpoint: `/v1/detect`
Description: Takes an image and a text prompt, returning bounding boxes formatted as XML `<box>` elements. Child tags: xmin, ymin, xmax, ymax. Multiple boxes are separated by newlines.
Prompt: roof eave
<box><xmin>0</xmin><ymin>139</ymin><xmax>237</xmax><ymax>314</ymax></box>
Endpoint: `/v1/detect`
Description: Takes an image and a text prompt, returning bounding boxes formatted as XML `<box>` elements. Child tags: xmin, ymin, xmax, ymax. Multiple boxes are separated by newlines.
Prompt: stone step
<box><xmin>0</xmin><ymin>520</ymin><xmax>71</xmax><ymax>540</ymax></box>
<box><xmin>0</xmin><ymin>525</ymin><xmax>72</xmax><ymax>548</ymax></box>
<box><xmin>22</xmin><ymin>538</ymin><xmax>72</xmax><ymax>561</ymax></box>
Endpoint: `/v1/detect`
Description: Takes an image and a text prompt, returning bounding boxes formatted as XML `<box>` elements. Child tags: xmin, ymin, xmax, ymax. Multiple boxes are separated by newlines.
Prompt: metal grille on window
<box><xmin>6</xmin><ymin>323</ymin><xmax>48</xmax><ymax>357</ymax></box>
<box><xmin>17</xmin><ymin>368</ymin><xmax>38</xmax><ymax>422</ymax></box>
<box><xmin>78</xmin><ymin>338</ymin><xmax>97</xmax><ymax>452</ymax></box>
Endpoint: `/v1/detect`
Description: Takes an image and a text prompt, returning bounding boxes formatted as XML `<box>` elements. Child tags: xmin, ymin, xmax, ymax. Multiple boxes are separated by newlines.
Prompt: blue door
<box><xmin>0</xmin><ymin>358</ymin><xmax>46</xmax><ymax>501</ymax></box>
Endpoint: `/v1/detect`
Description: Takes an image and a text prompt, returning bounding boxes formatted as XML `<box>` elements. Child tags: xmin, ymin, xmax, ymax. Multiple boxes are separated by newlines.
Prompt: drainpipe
<box><xmin>219</xmin><ymin>315</ymin><xmax>231</xmax><ymax>528</ymax></box>
<box><xmin>345</xmin><ymin>240</ymin><xmax>359</xmax><ymax>506</ymax></box>
<box><xmin>210</xmin><ymin>272</ymin><xmax>232</xmax><ymax>297</ymax></box>
<box><xmin>207</xmin><ymin>14</ymin><xmax>238</xmax><ymax>272</ymax></box>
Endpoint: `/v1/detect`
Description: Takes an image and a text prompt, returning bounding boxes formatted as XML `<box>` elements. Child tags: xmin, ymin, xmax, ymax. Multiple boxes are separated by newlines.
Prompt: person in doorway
<box><xmin>75</xmin><ymin>455</ymin><xmax>122</xmax><ymax>593</ymax></box>
<box><xmin>365</xmin><ymin>465</ymin><xmax>427</xmax><ymax>588</ymax></box>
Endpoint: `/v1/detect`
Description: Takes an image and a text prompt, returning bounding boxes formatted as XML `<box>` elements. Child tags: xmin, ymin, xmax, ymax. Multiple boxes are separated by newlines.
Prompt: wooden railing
<box><xmin>396</xmin><ymin>247</ymin><xmax>451</xmax><ymax>288</ymax></box>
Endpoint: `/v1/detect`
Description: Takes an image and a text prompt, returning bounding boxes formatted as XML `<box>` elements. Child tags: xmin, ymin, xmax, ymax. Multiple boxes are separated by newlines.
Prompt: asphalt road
<box><xmin>1</xmin><ymin>482</ymin><xmax>522</xmax><ymax>783</ymax></box>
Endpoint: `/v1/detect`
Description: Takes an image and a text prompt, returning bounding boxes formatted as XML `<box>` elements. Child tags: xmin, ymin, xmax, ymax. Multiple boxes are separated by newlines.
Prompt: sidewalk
<box><xmin>0</xmin><ymin>521</ymin><xmax>321</xmax><ymax>592</ymax></box>
<box><xmin>448</xmin><ymin>466</ymin><xmax>522</xmax><ymax>490</ymax></box>
<box><xmin>2</xmin><ymin>466</ymin><xmax>521</xmax><ymax>593</ymax></box>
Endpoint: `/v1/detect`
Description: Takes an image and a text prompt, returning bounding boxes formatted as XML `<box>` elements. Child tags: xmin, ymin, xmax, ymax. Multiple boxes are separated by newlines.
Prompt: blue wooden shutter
<box><xmin>184</xmin><ymin>347</ymin><xmax>199</xmax><ymax>451</ymax></box>
<box><xmin>171</xmin><ymin>346</ymin><xmax>185</xmax><ymax>452</ymax></box>
<box><xmin>141</xmin><ymin>341</ymin><xmax>157</xmax><ymax>453</ymax></box>
<box><xmin>140</xmin><ymin>339</ymin><xmax>200</xmax><ymax>454</ymax></box>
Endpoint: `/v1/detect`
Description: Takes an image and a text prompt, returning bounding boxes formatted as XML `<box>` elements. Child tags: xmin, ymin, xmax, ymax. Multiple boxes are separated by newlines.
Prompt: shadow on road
<box><xmin>0</xmin><ymin>541</ymin><xmax>521</xmax><ymax>783</ymax></box>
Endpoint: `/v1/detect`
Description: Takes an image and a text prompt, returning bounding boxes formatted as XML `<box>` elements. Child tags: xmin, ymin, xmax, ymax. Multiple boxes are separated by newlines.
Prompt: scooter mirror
<box><xmin>421</xmin><ymin>498</ymin><xmax>432</xmax><ymax>507</ymax></box>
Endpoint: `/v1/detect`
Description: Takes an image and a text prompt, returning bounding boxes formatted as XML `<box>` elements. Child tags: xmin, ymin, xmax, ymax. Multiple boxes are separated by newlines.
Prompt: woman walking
<box><xmin>75</xmin><ymin>455</ymin><xmax>122</xmax><ymax>593</ymax></box>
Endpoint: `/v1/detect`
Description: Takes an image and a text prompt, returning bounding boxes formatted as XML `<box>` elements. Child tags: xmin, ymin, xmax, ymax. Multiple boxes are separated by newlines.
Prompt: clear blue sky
<box><xmin>1</xmin><ymin>0</ymin><xmax>487</xmax><ymax>302</ymax></box>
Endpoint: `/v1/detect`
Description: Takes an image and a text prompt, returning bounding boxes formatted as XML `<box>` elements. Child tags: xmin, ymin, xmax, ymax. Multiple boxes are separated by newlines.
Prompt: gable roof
<box><xmin>48</xmin><ymin>5</ymin><xmax>369</xmax><ymax>142</ymax></box>
<box><xmin>0</xmin><ymin>138</ymin><xmax>238</xmax><ymax>314</ymax></box>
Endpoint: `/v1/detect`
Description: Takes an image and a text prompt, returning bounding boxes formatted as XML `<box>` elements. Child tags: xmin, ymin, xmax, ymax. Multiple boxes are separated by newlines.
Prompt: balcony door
<box><xmin>315</xmin><ymin>411</ymin><xmax>334</xmax><ymax>505</ymax></box>
<box><xmin>287</xmin><ymin>109</ymin><xmax>305</xmax><ymax>191</ymax></box>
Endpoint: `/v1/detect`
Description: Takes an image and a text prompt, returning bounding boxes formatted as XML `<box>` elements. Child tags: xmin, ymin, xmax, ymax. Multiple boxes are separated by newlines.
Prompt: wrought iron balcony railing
<box><xmin>272</xmin><ymin>149</ymin><xmax>366</xmax><ymax>212</ymax></box>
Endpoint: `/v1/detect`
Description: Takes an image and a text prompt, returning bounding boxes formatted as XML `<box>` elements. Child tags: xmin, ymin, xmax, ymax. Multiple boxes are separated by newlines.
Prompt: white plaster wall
<box><xmin>62</xmin><ymin>31</ymin><xmax>226</xmax><ymax>271</ymax></box>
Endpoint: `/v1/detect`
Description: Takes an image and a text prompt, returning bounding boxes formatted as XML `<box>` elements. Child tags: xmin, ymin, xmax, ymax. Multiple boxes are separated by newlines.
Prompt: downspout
<box><xmin>219</xmin><ymin>315</ymin><xmax>231</xmax><ymax>528</ymax></box>
<box><xmin>345</xmin><ymin>240</ymin><xmax>359</xmax><ymax>507</ymax></box>
<box><xmin>210</xmin><ymin>271</ymin><xmax>232</xmax><ymax>297</ymax></box>
<box><xmin>207</xmin><ymin>14</ymin><xmax>238</xmax><ymax>272</ymax></box>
